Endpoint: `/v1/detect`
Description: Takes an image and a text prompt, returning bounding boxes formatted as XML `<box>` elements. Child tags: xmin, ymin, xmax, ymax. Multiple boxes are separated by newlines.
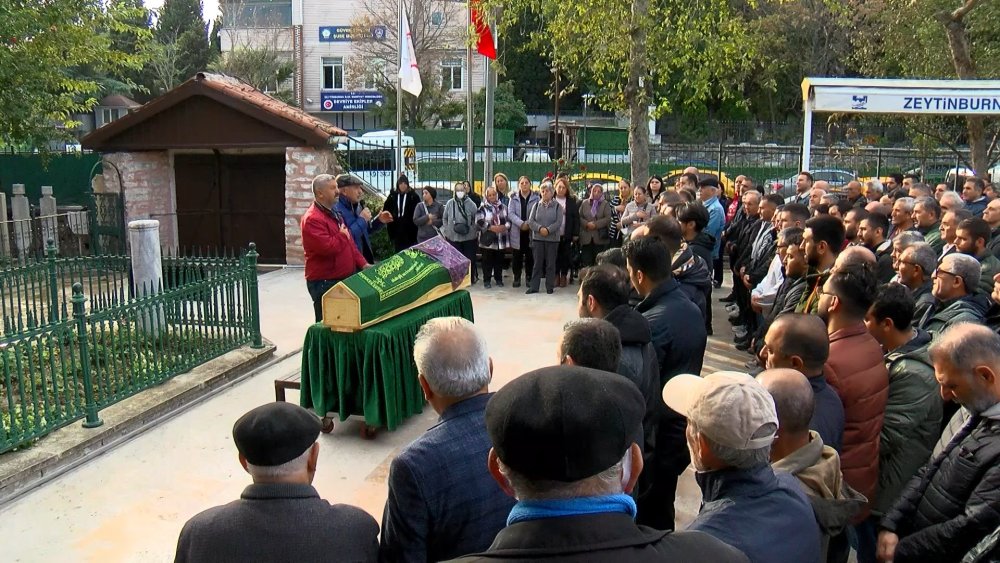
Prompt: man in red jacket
<box><xmin>816</xmin><ymin>262</ymin><xmax>889</xmax><ymax>563</ymax></box>
<box><xmin>301</xmin><ymin>174</ymin><xmax>370</xmax><ymax>322</ymax></box>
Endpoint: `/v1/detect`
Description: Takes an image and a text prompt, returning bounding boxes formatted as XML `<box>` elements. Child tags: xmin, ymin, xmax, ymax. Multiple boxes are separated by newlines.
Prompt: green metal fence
<box><xmin>0</xmin><ymin>245</ymin><xmax>262</xmax><ymax>453</ymax></box>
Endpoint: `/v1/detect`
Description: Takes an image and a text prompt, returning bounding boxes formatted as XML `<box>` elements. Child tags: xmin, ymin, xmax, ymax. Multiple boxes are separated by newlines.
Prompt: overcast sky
<box><xmin>144</xmin><ymin>0</ymin><xmax>220</xmax><ymax>23</ymax></box>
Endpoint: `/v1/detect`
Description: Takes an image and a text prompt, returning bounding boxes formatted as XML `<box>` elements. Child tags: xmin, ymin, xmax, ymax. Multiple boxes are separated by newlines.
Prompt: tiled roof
<box><xmin>194</xmin><ymin>73</ymin><xmax>346</xmax><ymax>137</ymax></box>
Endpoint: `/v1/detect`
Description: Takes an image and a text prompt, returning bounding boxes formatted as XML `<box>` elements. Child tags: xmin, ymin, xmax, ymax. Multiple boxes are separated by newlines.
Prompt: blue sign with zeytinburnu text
<box><xmin>320</xmin><ymin>91</ymin><xmax>386</xmax><ymax>112</ymax></box>
<box><xmin>319</xmin><ymin>25</ymin><xmax>387</xmax><ymax>42</ymax></box>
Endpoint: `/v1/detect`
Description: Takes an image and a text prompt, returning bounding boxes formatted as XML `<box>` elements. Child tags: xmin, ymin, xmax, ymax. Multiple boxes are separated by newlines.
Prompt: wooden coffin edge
<box><xmin>321</xmin><ymin>272</ymin><xmax>471</xmax><ymax>333</ymax></box>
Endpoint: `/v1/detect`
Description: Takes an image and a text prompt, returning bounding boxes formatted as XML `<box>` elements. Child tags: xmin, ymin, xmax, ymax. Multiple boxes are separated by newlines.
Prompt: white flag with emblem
<box><xmin>398</xmin><ymin>9</ymin><xmax>422</xmax><ymax>97</ymax></box>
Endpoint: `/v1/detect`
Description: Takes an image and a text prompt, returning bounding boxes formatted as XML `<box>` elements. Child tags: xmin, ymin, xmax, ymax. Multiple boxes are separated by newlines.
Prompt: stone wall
<box><xmin>101</xmin><ymin>152</ymin><xmax>178</xmax><ymax>250</ymax></box>
<box><xmin>284</xmin><ymin>147</ymin><xmax>341</xmax><ymax>265</ymax></box>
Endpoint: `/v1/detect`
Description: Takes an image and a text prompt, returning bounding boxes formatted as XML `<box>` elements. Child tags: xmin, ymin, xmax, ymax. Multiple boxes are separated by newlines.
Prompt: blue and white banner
<box><xmin>812</xmin><ymin>87</ymin><xmax>1000</xmax><ymax>115</ymax></box>
<box><xmin>320</xmin><ymin>91</ymin><xmax>386</xmax><ymax>112</ymax></box>
<box><xmin>319</xmin><ymin>25</ymin><xmax>387</xmax><ymax>42</ymax></box>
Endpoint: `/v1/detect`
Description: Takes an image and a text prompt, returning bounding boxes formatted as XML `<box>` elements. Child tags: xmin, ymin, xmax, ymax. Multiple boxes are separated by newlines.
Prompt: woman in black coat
<box><xmin>554</xmin><ymin>177</ymin><xmax>580</xmax><ymax>287</ymax></box>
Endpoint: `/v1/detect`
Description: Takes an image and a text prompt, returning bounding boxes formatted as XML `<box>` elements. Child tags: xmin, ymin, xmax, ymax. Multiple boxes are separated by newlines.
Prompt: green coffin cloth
<box><xmin>340</xmin><ymin>249</ymin><xmax>457</xmax><ymax>326</ymax></box>
<box><xmin>300</xmin><ymin>290</ymin><xmax>474</xmax><ymax>431</ymax></box>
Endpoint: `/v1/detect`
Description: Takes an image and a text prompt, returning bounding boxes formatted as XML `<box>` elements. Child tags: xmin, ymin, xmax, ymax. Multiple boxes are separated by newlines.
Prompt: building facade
<box><xmin>220</xmin><ymin>0</ymin><xmax>487</xmax><ymax>134</ymax></box>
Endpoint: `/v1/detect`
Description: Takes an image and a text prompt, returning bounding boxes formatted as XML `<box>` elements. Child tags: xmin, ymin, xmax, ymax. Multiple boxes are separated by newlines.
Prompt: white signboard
<box><xmin>811</xmin><ymin>87</ymin><xmax>1000</xmax><ymax>115</ymax></box>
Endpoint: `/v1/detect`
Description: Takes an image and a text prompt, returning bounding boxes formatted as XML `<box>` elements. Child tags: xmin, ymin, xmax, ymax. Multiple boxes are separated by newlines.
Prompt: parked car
<box><xmin>766</xmin><ymin>169</ymin><xmax>856</xmax><ymax>199</ymax></box>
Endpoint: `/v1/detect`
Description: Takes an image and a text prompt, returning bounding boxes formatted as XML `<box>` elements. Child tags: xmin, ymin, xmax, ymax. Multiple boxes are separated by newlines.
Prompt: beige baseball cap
<box><xmin>662</xmin><ymin>371</ymin><xmax>778</xmax><ymax>450</ymax></box>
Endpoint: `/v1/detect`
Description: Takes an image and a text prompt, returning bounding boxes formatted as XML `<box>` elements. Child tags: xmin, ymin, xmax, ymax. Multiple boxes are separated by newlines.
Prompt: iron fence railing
<box><xmin>345</xmin><ymin>142</ymin><xmax>975</xmax><ymax>195</ymax></box>
<box><xmin>0</xmin><ymin>244</ymin><xmax>262</xmax><ymax>453</ymax></box>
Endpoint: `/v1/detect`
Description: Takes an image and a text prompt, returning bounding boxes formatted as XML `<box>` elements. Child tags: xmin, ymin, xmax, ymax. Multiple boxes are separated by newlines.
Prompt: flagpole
<box><xmin>396</xmin><ymin>0</ymin><xmax>404</xmax><ymax>183</ymax></box>
<box><xmin>465</xmin><ymin>2</ymin><xmax>474</xmax><ymax>187</ymax></box>
<box><xmin>482</xmin><ymin>22</ymin><xmax>494</xmax><ymax>191</ymax></box>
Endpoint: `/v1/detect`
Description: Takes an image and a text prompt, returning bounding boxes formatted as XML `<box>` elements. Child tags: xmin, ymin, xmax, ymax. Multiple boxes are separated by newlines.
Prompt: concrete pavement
<box><xmin>0</xmin><ymin>268</ymin><xmax>748</xmax><ymax>562</ymax></box>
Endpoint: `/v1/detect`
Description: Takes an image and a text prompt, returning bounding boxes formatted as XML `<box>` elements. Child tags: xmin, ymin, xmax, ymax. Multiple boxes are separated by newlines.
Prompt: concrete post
<box><xmin>0</xmin><ymin>191</ymin><xmax>9</xmax><ymax>259</ymax></box>
<box><xmin>11</xmin><ymin>184</ymin><xmax>31</xmax><ymax>257</ymax></box>
<box><xmin>40</xmin><ymin>185</ymin><xmax>58</xmax><ymax>254</ymax></box>
<box><xmin>129</xmin><ymin>219</ymin><xmax>164</xmax><ymax>336</ymax></box>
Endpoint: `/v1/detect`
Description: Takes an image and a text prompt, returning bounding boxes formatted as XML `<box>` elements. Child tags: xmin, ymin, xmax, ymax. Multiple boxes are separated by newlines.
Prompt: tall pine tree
<box><xmin>153</xmin><ymin>0</ymin><xmax>213</xmax><ymax>87</ymax></box>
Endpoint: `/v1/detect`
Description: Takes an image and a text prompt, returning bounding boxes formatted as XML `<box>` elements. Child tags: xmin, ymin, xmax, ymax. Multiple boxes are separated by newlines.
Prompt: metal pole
<box><xmin>396</xmin><ymin>0</ymin><xmax>404</xmax><ymax>182</ymax></box>
<box><xmin>553</xmin><ymin>68</ymin><xmax>560</xmax><ymax>171</ymax></box>
<box><xmin>483</xmin><ymin>32</ymin><xmax>495</xmax><ymax>190</ymax></box>
<box><xmin>246</xmin><ymin>243</ymin><xmax>263</xmax><ymax>348</ymax></box>
<box><xmin>801</xmin><ymin>100</ymin><xmax>813</xmax><ymax>171</ymax></box>
<box><xmin>466</xmin><ymin>2</ymin><xmax>474</xmax><ymax>185</ymax></box>
<box><xmin>73</xmin><ymin>283</ymin><xmax>103</xmax><ymax>428</ymax></box>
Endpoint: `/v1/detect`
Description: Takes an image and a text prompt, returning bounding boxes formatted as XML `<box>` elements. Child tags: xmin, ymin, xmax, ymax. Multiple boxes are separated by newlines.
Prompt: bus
<box><xmin>340</xmin><ymin>130</ymin><xmax>417</xmax><ymax>195</ymax></box>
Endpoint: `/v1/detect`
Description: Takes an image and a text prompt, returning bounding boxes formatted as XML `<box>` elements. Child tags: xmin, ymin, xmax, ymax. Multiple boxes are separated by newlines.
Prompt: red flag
<box><xmin>471</xmin><ymin>1</ymin><xmax>496</xmax><ymax>60</ymax></box>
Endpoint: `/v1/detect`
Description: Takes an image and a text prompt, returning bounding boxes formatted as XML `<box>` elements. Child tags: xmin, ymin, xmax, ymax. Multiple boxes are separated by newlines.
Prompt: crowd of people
<box><xmin>189</xmin><ymin>167</ymin><xmax>1000</xmax><ymax>562</ymax></box>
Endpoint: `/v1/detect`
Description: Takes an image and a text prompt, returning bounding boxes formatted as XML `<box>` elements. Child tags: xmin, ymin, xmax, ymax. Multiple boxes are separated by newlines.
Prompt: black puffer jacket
<box><xmin>881</xmin><ymin>414</ymin><xmax>1000</xmax><ymax>562</ymax></box>
<box><xmin>672</xmin><ymin>248</ymin><xmax>712</xmax><ymax>319</ymax></box>
<box><xmin>604</xmin><ymin>304</ymin><xmax>662</xmax><ymax>462</ymax></box>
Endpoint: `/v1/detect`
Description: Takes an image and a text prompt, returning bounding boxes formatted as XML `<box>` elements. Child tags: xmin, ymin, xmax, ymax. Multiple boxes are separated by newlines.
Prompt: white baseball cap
<box><xmin>662</xmin><ymin>371</ymin><xmax>778</xmax><ymax>450</ymax></box>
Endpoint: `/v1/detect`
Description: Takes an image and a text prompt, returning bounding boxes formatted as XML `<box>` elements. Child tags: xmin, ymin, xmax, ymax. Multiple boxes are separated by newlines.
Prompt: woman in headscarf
<box><xmin>475</xmin><ymin>186</ymin><xmax>511</xmax><ymax>288</ymax></box>
<box><xmin>443</xmin><ymin>182</ymin><xmax>481</xmax><ymax>284</ymax></box>
<box><xmin>578</xmin><ymin>183</ymin><xmax>612</xmax><ymax>266</ymax></box>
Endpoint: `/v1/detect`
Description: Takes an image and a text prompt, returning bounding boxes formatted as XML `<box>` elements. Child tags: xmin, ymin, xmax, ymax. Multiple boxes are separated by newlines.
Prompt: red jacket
<box><xmin>824</xmin><ymin>322</ymin><xmax>889</xmax><ymax>521</ymax></box>
<box><xmin>301</xmin><ymin>202</ymin><xmax>368</xmax><ymax>281</ymax></box>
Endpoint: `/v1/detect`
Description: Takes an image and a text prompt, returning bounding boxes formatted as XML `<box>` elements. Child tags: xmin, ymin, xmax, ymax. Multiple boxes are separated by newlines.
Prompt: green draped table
<box><xmin>299</xmin><ymin>290</ymin><xmax>474</xmax><ymax>432</ymax></box>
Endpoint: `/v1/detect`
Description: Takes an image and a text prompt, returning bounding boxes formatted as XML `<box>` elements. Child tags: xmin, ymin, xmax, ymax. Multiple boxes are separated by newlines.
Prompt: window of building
<box><xmin>322</xmin><ymin>57</ymin><xmax>344</xmax><ymax>90</ymax></box>
<box><xmin>222</xmin><ymin>0</ymin><xmax>292</xmax><ymax>27</ymax></box>
<box><xmin>431</xmin><ymin>11</ymin><xmax>444</xmax><ymax>27</ymax></box>
<box><xmin>441</xmin><ymin>59</ymin><xmax>463</xmax><ymax>91</ymax></box>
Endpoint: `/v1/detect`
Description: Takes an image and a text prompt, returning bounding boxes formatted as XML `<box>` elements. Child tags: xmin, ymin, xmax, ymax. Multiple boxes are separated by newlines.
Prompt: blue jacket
<box><xmin>966</xmin><ymin>196</ymin><xmax>988</xmax><ymax>218</ymax></box>
<box><xmin>380</xmin><ymin>394</ymin><xmax>514</xmax><ymax>563</ymax></box>
<box><xmin>690</xmin><ymin>465</ymin><xmax>822</xmax><ymax>563</ymax></box>
<box><xmin>810</xmin><ymin>373</ymin><xmax>845</xmax><ymax>453</ymax></box>
<box><xmin>336</xmin><ymin>195</ymin><xmax>385</xmax><ymax>263</ymax></box>
<box><xmin>703</xmin><ymin>196</ymin><xmax>725</xmax><ymax>255</ymax></box>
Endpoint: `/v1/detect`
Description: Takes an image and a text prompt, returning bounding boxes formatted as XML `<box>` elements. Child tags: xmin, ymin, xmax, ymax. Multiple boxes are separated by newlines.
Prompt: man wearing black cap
<box><xmin>174</xmin><ymin>402</ymin><xmax>379</xmax><ymax>563</ymax></box>
<box><xmin>335</xmin><ymin>173</ymin><xmax>394</xmax><ymax>263</ymax></box>
<box><xmin>449</xmin><ymin>366</ymin><xmax>748</xmax><ymax>562</ymax></box>
<box><xmin>380</xmin><ymin>318</ymin><xmax>515</xmax><ymax>563</ymax></box>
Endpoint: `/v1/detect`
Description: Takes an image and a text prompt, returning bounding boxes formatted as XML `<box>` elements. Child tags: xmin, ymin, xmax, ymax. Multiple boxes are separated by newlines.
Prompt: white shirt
<box><xmin>751</xmin><ymin>254</ymin><xmax>784</xmax><ymax>307</ymax></box>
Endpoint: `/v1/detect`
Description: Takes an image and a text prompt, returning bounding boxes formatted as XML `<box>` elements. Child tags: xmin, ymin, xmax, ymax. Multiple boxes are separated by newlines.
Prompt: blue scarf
<box><xmin>506</xmin><ymin>494</ymin><xmax>637</xmax><ymax>525</ymax></box>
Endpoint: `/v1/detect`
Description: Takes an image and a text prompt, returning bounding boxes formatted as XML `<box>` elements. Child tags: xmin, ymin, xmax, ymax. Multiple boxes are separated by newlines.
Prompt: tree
<box><xmin>852</xmin><ymin>0</ymin><xmax>1000</xmax><ymax>175</ymax></box>
<box><xmin>211</xmin><ymin>4</ymin><xmax>295</xmax><ymax>104</ymax></box>
<box><xmin>0</xmin><ymin>0</ymin><xmax>149</xmax><ymax>148</ymax></box>
<box><xmin>347</xmin><ymin>0</ymin><xmax>469</xmax><ymax>128</ymax></box>
<box><xmin>486</xmin><ymin>0</ymin><xmax>758</xmax><ymax>185</ymax></box>
<box><xmin>474</xmin><ymin>81</ymin><xmax>528</xmax><ymax>131</ymax></box>
<box><xmin>150</xmin><ymin>0</ymin><xmax>214</xmax><ymax>91</ymax></box>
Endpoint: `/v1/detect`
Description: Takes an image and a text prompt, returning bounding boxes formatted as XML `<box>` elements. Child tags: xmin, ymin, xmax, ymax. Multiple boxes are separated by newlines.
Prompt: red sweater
<box><xmin>301</xmin><ymin>202</ymin><xmax>368</xmax><ymax>281</ymax></box>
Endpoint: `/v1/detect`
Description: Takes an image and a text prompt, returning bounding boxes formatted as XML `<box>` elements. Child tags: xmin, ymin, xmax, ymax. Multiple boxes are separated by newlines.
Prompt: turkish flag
<box><xmin>471</xmin><ymin>1</ymin><xmax>496</xmax><ymax>60</ymax></box>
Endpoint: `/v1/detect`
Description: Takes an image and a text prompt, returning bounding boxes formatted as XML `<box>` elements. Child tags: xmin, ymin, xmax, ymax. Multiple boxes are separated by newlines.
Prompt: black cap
<box><xmin>233</xmin><ymin>402</ymin><xmax>322</xmax><ymax>466</ymax></box>
<box><xmin>336</xmin><ymin>173</ymin><xmax>363</xmax><ymax>188</ymax></box>
<box><xmin>485</xmin><ymin>366</ymin><xmax>644</xmax><ymax>482</ymax></box>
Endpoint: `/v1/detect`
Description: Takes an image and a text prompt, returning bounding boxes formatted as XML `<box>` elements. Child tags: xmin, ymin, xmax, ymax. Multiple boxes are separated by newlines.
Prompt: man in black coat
<box><xmin>382</xmin><ymin>175</ymin><xmax>421</xmax><ymax>252</ymax></box>
<box><xmin>448</xmin><ymin>366</ymin><xmax>748</xmax><ymax>562</ymax></box>
<box><xmin>574</xmin><ymin>264</ymin><xmax>669</xmax><ymax>528</ymax></box>
<box><xmin>174</xmin><ymin>402</ymin><xmax>379</xmax><ymax>563</ymax></box>
<box><xmin>623</xmin><ymin>235</ymin><xmax>708</xmax><ymax>531</ymax></box>
<box><xmin>878</xmin><ymin>323</ymin><xmax>1000</xmax><ymax>563</ymax></box>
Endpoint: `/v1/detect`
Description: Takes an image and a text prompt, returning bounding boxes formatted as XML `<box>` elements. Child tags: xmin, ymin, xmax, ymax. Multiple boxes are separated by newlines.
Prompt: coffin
<box><xmin>321</xmin><ymin>236</ymin><xmax>471</xmax><ymax>332</ymax></box>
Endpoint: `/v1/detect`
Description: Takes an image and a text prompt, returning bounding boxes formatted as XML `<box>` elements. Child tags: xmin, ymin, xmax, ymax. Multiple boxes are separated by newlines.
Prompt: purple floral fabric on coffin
<box><xmin>410</xmin><ymin>236</ymin><xmax>471</xmax><ymax>289</ymax></box>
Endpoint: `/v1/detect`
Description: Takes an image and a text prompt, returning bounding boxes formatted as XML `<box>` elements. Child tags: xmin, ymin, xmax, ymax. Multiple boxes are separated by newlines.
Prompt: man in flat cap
<box><xmin>663</xmin><ymin>371</ymin><xmax>820</xmax><ymax>563</ymax></box>
<box><xmin>335</xmin><ymin>173</ymin><xmax>394</xmax><ymax>263</ymax></box>
<box><xmin>174</xmin><ymin>402</ymin><xmax>378</xmax><ymax>563</ymax></box>
<box><xmin>449</xmin><ymin>366</ymin><xmax>748</xmax><ymax>562</ymax></box>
